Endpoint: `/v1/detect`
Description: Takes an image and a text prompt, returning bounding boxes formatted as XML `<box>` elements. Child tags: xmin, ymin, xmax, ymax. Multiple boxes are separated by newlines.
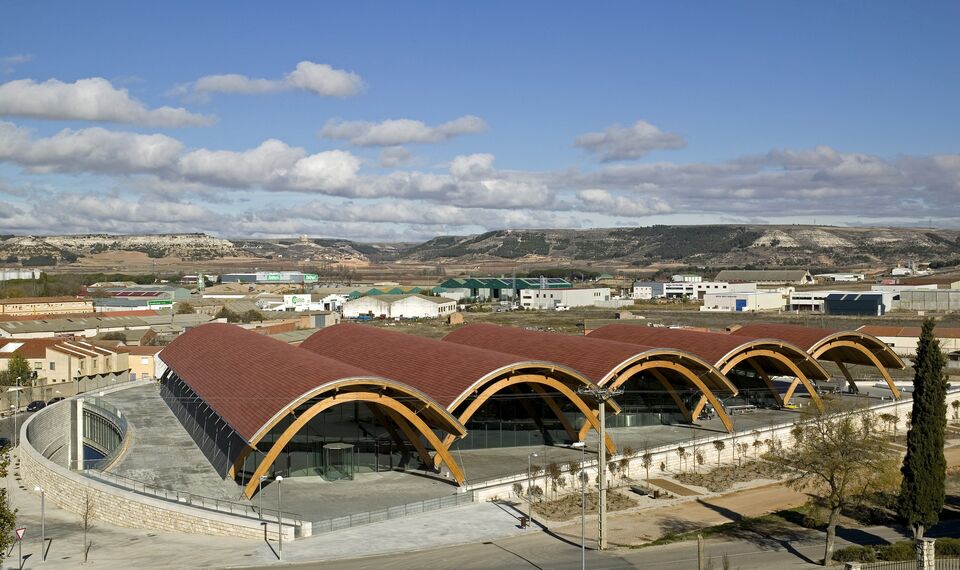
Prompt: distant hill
<box><xmin>3</xmin><ymin>226</ymin><xmax>960</xmax><ymax>270</ymax></box>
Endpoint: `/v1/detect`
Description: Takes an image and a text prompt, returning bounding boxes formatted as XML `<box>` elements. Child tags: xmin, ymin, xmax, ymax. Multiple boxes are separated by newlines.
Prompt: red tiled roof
<box><xmin>119</xmin><ymin>345</ymin><xmax>164</xmax><ymax>356</ymax></box>
<box><xmin>588</xmin><ymin>325</ymin><xmax>756</xmax><ymax>365</ymax></box>
<box><xmin>0</xmin><ymin>338</ymin><xmax>63</xmax><ymax>359</ymax></box>
<box><xmin>444</xmin><ymin>323</ymin><xmax>664</xmax><ymax>384</ymax></box>
<box><xmin>300</xmin><ymin>323</ymin><xmax>548</xmax><ymax>409</ymax></box>
<box><xmin>0</xmin><ymin>296</ymin><xmax>87</xmax><ymax>305</ymax></box>
<box><xmin>729</xmin><ymin>323</ymin><xmax>839</xmax><ymax>351</ymax></box>
<box><xmin>160</xmin><ymin>323</ymin><xmax>386</xmax><ymax>442</ymax></box>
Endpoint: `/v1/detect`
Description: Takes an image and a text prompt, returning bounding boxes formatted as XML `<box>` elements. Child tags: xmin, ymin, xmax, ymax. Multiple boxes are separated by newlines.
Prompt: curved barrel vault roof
<box><xmin>159</xmin><ymin>323</ymin><xmax>464</xmax><ymax>444</ymax></box>
<box><xmin>443</xmin><ymin>323</ymin><xmax>736</xmax><ymax>394</ymax></box>
<box><xmin>730</xmin><ymin>323</ymin><xmax>905</xmax><ymax>370</ymax></box>
<box><xmin>587</xmin><ymin>324</ymin><xmax>830</xmax><ymax>380</ymax></box>
<box><xmin>300</xmin><ymin>323</ymin><xmax>612</xmax><ymax>412</ymax></box>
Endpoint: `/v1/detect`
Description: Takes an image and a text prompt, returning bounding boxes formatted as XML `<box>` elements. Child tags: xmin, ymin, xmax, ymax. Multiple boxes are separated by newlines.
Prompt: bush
<box><xmin>937</xmin><ymin>538</ymin><xmax>960</xmax><ymax>556</ymax></box>
<box><xmin>876</xmin><ymin>541</ymin><xmax>914</xmax><ymax>561</ymax></box>
<box><xmin>832</xmin><ymin>545</ymin><xmax>872</xmax><ymax>563</ymax></box>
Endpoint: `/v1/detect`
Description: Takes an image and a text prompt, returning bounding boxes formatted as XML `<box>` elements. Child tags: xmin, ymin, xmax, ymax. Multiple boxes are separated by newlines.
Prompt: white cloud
<box><xmin>1</xmin><ymin>54</ymin><xmax>32</xmax><ymax>73</ymax></box>
<box><xmin>178</xmin><ymin>139</ymin><xmax>305</xmax><ymax>188</ymax></box>
<box><xmin>173</xmin><ymin>61</ymin><xmax>363</xmax><ymax>100</ymax></box>
<box><xmin>575</xmin><ymin>189</ymin><xmax>672</xmax><ymax>217</ymax></box>
<box><xmin>0</xmin><ymin>78</ymin><xmax>213</xmax><ymax>127</ymax></box>
<box><xmin>574</xmin><ymin>120</ymin><xmax>685</xmax><ymax>161</ymax></box>
<box><xmin>287</xmin><ymin>150</ymin><xmax>362</xmax><ymax>191</ymax></box>
<box><xmin>449</xmin><ymin>153</ymin><xmax>495</xmax><ymax>179</ymax></box>
<box><xmin>320</xmin><ymin>115</ymin><xmax>486</xmax><ymax>146</ymax></box>
<box><xmin>378</xmin><ymin>146</ymin><xmax>414</xmax><ymax>167</ymax></box>
<box><xmin>0</xmin><ymin>121</ymin><xmax>183</xmax><ymax>174</ymax></box>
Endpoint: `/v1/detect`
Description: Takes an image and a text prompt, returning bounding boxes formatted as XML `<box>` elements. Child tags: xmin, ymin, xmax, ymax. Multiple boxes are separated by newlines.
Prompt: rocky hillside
<box><xmin>399</xmin><ymin>226</ymin><xmax>960</xmax><ymax>267</ymax></box>
<box><xmin>0</xmin><ymin>233</ymin><xmax>238</xmax><ymax>264</ymax></box>
<box><xmin>3</xmin><ymin>226</ymin><xmax>960</xmax><ymax>269</ymax></box>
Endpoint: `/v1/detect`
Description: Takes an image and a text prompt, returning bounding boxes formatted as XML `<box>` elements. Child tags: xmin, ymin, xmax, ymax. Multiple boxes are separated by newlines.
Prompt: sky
<box><xmin>0</xmin><ymin>1</ymin><xmax>958</xmax><ymax>241</ymax></box>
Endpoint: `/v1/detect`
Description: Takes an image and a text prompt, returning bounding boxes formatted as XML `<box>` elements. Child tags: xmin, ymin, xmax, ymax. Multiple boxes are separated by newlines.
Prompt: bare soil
<box><xmin>674</xmin><ymin>460</ymin><xmax>785</xmax><ymax>493</ymax></box>
<box><xmin>533</xmin><ymin>490</ymin><xmax>637</xmax><ymax>521</ymax></box>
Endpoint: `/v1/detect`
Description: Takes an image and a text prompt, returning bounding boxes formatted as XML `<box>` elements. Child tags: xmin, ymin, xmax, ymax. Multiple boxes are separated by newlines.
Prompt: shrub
<box><xmin>831</xmin><ymin>545</ymin><xmax>874</xmax><ymax>563</ymax></box>
<box><xmin>937</xmin><ymin>538</ymin><xmax>960</xmax><ymax>556</ymax></box>
<box><xmin>876</xmin><ymin>541</ymin><xmax>914</xmax><ymax>561</ymax></box>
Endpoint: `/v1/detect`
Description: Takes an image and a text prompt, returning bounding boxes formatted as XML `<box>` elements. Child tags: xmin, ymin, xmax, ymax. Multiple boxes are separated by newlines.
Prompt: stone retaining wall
<box><xmin>19</xmin><ymin>385</ymin><xmax>295</xmax><ymax>541</ymax></box>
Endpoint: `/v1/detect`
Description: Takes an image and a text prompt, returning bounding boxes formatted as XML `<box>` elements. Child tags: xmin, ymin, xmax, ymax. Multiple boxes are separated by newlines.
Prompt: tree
<box><xmin>713</xmin><ymin>440</ymin><xmax>726</xmax><ymax>466</ymax></box>
<box><xmin>879</xmin><ymin>413</ymin><xmax>898</xmax><ymax>435</ymax></box>
<box><xmin>175</xmin><ymin>303</ymin><xmax>196</xmax><ymax>314</ymax></box>
<box><xmin>546</xmin><ymin>462</ymin><xmax>563</xmax><ymax>499</ymax></box>
<box><xmin>621</xmin><ymin>446</ymin><xmax>636</xmax><ymax>479</ymax></box>
<box><xmin>0</xmin><ymin>451</ymin><xmax>17</xmax><ymax>559</ymax></box>
<box><xmin>215</xmin><ymin>307</ymin><xmax>240</xmax><ymax>322</ymax></box>
<box><xmin>695</xmin><ymin>451</ymin><xmax>705</xmax><ymax>473</ymax></box>
<box><xmin>82</xmin><ymin>492</ymin><xmax>95</xmax><ymax>563</ymax></box>
<box><xmin>567</xmin><ymin>460</ymin><xmax>581</xmax><ymax>486</ymax></box>
<box><xmin>529</xmin><ymin>464</ymin><xmax>543</xmax><ymax>501</ymax></box>
<box><xmin>736</xmin><ymin>443</ymin><xmax>749</xmax><ymax>466</ymax></box>
<box><xmin>768</xmin><ymin>406</ymin><xmax>893</xmax><ymax>565</ymax></box>
<box><xmin>899</xmin><ymin>319</ymin><xmax>948</xmax><ymax>539</ymax></box>
<box><xmin>0</xmin><ymin>354</ymin><xmax>30</xmax><ymax>387</ymax></box>
<box><xmin>241</xmin><ymin>309</ymin><xmax>264</xmax><ymax>323</ymax></box>
<box><xmin>641</xmin><ymin>452</ymin><xmax>653</xmax><ymax>481</ymax></box>
<box><xmin>951</xmin><ymin>400</ymin><xmax>959</xmax><ymax>423</ymax></box>
<box><xmin>677</xmin><ymin>447</ymin><xmax>688</xmax><ymax>474</ymax></box>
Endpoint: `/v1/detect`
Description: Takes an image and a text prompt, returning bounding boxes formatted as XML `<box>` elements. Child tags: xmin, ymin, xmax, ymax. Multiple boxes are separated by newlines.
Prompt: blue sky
<box><xmin>1</xmin><ymin>1</ymin><xmax>958</xmax><ymax>240</ymax></box>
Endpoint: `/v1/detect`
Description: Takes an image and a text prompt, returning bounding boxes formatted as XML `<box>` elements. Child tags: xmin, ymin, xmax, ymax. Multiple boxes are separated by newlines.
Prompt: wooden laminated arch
<box><xmin>242</xmin><ymin>391</ymin><xmax>466</xmax><ymax>499</ymax></box>
<box><xmin>575</xmin><ymin>353</ymin><xmax>740</xmax><ymax>439</ymax></box>
<box><xmin>718</xmin><ymin>341</ymin><xmax>827</xmax><ymax>410</ymax></box>
<box><xmin>432</xmin><ymin>372</ymin><xmax>618</xmax><ymax>469</ymax></box>
<box><xmin>227</xmin><ymin>377</ymin><xmax>465</xmax><ymax>493</ymax></box>
<box><xmin>807</xmin><ymin>334</ymin><xmax>904</xmax><ymax>400</ymax></box>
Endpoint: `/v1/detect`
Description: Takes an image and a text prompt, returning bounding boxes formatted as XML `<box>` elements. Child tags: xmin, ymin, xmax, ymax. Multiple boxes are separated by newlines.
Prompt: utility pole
<box><xmin>577</xmin><ymin>386</ymin><xmax>623</xmax><ymax>551</ymax></box>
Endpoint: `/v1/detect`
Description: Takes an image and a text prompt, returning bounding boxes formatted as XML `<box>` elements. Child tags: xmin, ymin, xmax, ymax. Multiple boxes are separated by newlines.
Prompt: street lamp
<box><xmin>526</xmin><ymin>452</ymin><xmax>538</xmax><ymax>525</ymax></box>
<box><xmin>34</xmin><ymin>485</ymin><xmax>45</xmax><ymax>562</ymax></box>
<box><xmin>275</xmin><ymin>475</ymin><xmax>283</xmax><ymax>561</ymax></box>
<box><xmin>571</xmin><ymin>442</ymin><xmax>587</xmax><ymax>569</ymax></box>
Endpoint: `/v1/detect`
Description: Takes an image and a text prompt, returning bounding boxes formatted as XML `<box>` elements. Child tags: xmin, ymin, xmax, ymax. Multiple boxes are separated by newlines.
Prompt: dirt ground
<box><xmin>548</xmin><ymin>445</ymin><xmax>960</xmax><ymax>547</ymax></box>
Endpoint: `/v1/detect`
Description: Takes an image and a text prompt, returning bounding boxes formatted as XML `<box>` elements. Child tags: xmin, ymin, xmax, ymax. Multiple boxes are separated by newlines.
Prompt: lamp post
<box><xmin>578</xmin><ymin>386</ymin><xmax>623</xmax><ymax>551</ymax></box>
<box><xmin>34</xmin><ymin>485</ymin><xmax>45</xmax><ymax>562</ymax></box>
<box><xmin>275</xmin><ymin>475</ymin><xmax>283</xmax><ymax>561</ymax></box>
<box><xmin>258</xmin><ymin>475</ymin><xmax>268</xmax><ymax>519</ymax></box>
<box><xmin>526</xmin><ymin>452</ymin><xmax>538</xmax><ymax>525</ymax></box>
<box><xmin>572</xmin><ymin>441</ymin><xmax>586</xmax><ymax>570</ymax></box>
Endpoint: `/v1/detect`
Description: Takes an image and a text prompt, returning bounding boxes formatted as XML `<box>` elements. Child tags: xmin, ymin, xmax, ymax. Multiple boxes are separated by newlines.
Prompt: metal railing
<box><xmin>311</xmin><ymin>491</ymin><xmax>475</xmax><ymax>534</ymax></box>
<box><xmin>81</xmin><ymin>398</ymin><xmax>129</xmax><ymax>471</ymax></box>
<box><xmin>858</xmin><ymin>557</ymin><xmax>960</xmax><ymax>569</ymax></box>
<box><xmin>82</xmin><ymin>468</ymin><xmax>303</xmax><ymax>525</ymax></box>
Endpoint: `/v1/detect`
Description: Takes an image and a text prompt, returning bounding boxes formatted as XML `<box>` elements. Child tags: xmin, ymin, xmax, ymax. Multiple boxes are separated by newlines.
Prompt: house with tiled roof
<box><xmin>0</xmin><ymin>338</ymin><xmax>129</xmax><ymax>386</ymax></box>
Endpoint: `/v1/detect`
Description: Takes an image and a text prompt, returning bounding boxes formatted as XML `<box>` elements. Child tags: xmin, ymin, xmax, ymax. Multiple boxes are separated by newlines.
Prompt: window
<box><xmin>140</xmin><ymin>357</ymin><xmax>150</xmax><ymax>365</ymax></box>
<box><xmin>33</xmin><ymin>361</ymin><xmax>42</xmax><ymax>369</ymax></box>
<box><xmin>49</xmin><ymin>361</ymin><xmax>56</xmax><ymax>371</ymax></box>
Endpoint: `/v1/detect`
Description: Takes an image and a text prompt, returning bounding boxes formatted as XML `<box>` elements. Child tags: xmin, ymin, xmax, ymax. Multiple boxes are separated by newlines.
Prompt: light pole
<box><xmin>275</xmin><ymin>475</ymin><xmax>283</xmax><ymax>561</ymax></box>
<box><xmin>578</xmin><ymin>386</ymin><xmax>623</xmax><ymax>551</ymax></box>
<box><xmin>526</xmin><ymin>452</ymin><xmax>538</xmax><ymax>525</ymax></box>
<box><xmin>258</xmin><ymin>475</ymin><xmax>268</xmax><ymax>519</ymax></box>
<box><xmin>572</xmin><ymin>441</ymin><xmax>586</xmax><ymax>570</ymax></box>
<box><xmin>34</xmin><ymin>485</ymin><xmax>45</xmax><ymax>562</ymax></box>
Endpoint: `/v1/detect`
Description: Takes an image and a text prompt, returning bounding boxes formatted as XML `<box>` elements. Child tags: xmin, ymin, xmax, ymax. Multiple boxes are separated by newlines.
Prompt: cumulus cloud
<box><xmin>575</xmin><ymin>120</ymin><xmax>685</xmax><ymax>161</ymax></box>
<box><xmin>178</xmin><ymin>139</ymin><xmax>306</xmax><ymax>188</ymax></box>
<box><xmin>0</xmin><ymin>78</ymin><xmax>213</xmax><ymax>127</ymax></box>
<box><xmin>172</xmin><ymin>61</ymin><xmax>363</xmax><ymax>100</ymax></box>
<box><xmin>1</xmin><ymin>54</ymin><xmax>32</xmax><ymax>73</ymax></box>
<box><xmin>378</xmin><ymin>146</ymin><xmax>414</xmax><ymax>167</ymax></box>
<box><xmin>320</xmin><ymin>115</ymin><xmax>486</xmax><ymax>146</ymax></box>
<box><xmin>0</xmin><ymin>121</ymin><xmax>183</xmax><ymax>174</ymax></box>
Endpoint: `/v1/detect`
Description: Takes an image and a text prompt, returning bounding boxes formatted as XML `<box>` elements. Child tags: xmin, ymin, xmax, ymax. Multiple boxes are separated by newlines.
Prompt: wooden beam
<box><xmin>747</xmin><ymin>359</ymin><xmax>784</xmax><ymax>406</ymax></box>
<box><xmin>813</xmin><ymin>340</ymin><xmax>901</xmax><ymax>400</ymax></box>
<box><xmin>720</xmin><ymin>349</ymin><xmax>824</xmax><ymax>411</ymax></box>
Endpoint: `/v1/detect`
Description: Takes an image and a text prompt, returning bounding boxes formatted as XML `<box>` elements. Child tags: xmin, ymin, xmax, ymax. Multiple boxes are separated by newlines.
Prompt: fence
<box><xmin>856</xmin><ymin>558</ymin><xmax>960</xmax><ymax>569</ymax></box>
<box><xmin>82</xmin><ymin>468</ymin><xmax>305</xmax><ymax>525</ymax></box>
<box><xmin>80</xmin><ymin>397</ymin><xmax>129</xmax><ymax>470</ymax></box>
<box><xmin>310</xmin><ymin>491</ymin><xmax>475</xmax><ymax>534</ymax></box>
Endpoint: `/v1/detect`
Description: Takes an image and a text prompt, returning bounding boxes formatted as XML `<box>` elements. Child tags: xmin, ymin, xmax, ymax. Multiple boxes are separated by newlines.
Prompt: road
<box><xmin>0</xmin><ymin>409</ymin><xmax>36</xmax><ymax>442</ymax></box>
<box><xmin>236</xmin><ymin>518</ymin><xmax>960</xmax><ymax>570</ymax></box>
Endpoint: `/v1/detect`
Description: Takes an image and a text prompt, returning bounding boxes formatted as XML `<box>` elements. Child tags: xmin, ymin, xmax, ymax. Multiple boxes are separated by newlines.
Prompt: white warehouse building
<box><xmin>341</xmin><ymin>294</ymin><xmax>457</xmax><ymax>319</ymax></box>
<box><xmin>519</xmin><ymin>287</ymin><xmax>611</xmax><ymax>310</ymax></box>
<box><xmin>701</xmin><ymin>290</ymin><xmax>785</xmax><ymax>312</ymax></box>
<box><xmin>633</xmin><ymin>281</ymin><xmax>756</xmax><ymax>300</ymax></box>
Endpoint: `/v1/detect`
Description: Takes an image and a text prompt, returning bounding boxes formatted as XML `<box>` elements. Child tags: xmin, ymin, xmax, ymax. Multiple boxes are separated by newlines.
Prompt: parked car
<box><xmin>47</xmin><ymin>397</ymin><xmax>64</xmax><ymax>405</ymax></box>
<box><xmin>0</xmin><ymin>437</ymin><xmax>9</xmax><ymax>449</ymax></box>
<box><xmin>26</xmin><ymin>400</ymin><xmax>46</xmax><ymax>412</ymax></box>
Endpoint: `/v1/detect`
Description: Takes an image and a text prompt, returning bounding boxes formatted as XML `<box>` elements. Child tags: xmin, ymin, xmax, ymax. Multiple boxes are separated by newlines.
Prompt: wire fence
<box><xmin>311</xmin><ymin>491</ymin><xmax>475</xmax><ymax>534</ymax></box>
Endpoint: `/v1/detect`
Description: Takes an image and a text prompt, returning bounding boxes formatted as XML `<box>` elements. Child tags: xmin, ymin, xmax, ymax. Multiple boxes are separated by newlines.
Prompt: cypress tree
<box><xmin>899</xmin><ymin>318</ymin><xmax>948</xmax><ymax>539</ymax></box>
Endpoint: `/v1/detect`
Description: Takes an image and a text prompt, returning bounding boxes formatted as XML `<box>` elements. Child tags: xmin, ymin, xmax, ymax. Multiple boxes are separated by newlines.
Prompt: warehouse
<box><xmin>341</xmin><ymin>293</ymin><xmax>457</xmax><ymax>319</ymax></box>
<box><xmin>714</xmin><ymin>269</ymin><xmax>814</xmax><ymax>285</ymax></box>
<box><xmin>700</xmin><ymin>290</ymin><xmax>785</xmax><ymax>312</ymax></box>
<box><xmin>633</xmin><ymin>281</ymin><xmax>756</xmax><ymax>300</ymax></box>
<box><xmin>220</xmin><ymin>272</ymin><xmax>319</xmax><ymax>285</ymax></box>
<box><xmin>0</xmin><ymin>296</ymin><xmax>94</xmax><ymax>316</ymax></box>
<box><xmin>897</xmin><ymin>288</ymin><xmax>960</xmax><ymax>313</ymax></box>
<box><xmin>857</xmin><ymin>325</ymin><xmax>960</xmax><ymax>357</ymax></box>
<box><xmin>437</xmin><ymin>277</ymin><xmax>571</xmax><ymax>302</ymax></box>
<box><xmin>519</xmin><ymin>287</ymin><xmax>611</xmax><ymax>309</ymax></box>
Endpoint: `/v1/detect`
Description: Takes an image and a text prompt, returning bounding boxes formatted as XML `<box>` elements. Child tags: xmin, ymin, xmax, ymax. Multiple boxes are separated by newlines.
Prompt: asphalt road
<box><xmin>238</xmin><ymin>519</ymin><xmax>960</xmax><ymax>570</ymax></box>
<box><xmin>0</xmin><ymin>409</ymin><xmax>36</xmax><ymax>443</ymax></box>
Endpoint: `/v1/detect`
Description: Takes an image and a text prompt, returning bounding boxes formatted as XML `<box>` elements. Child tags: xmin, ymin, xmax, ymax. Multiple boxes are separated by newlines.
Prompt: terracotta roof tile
<box><xmin>300</xmin><ymin>323</ymin><xmax>541</xmax><ymax>408</ymax></box>
<box><xmin>160</xmin><ymin>323</ymin><xmax>383</xmax><ymax>442</ymax></box>
<box><xmin>730</xmin><ymin>323</ymin><xmax>839</xmax><ymax>351</ymax></box>
<box><xmin>588</xmin><ymin>325</ymin><xmax>752</xmax><ymax>365</ymax></box>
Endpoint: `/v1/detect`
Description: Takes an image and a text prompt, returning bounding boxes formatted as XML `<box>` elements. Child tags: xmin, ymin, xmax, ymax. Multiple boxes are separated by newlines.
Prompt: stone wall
<box><xmin>19</xmin><ymin>389</ymin><xmax>296</xmax><ymax>541</ymax></box>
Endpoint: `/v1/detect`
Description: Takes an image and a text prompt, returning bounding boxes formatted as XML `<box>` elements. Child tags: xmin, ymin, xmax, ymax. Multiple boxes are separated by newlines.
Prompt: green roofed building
<box><xmin>437</xmin><ymin>277</ymin><xmax>571</xmax><ymax>301</ymax></box>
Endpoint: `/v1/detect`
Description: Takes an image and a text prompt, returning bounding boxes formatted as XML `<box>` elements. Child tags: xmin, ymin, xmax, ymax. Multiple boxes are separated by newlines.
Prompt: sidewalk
<box><xmin>3</xmin><ymin>449</ymin><xmax>534</xmax><ymax>569</ymax></box>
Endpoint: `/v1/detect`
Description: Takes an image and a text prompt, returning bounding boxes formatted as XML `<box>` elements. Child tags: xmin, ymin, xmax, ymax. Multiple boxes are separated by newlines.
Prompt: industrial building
<box><xmin>89</xmin><ymin>284</ymin><xmax>191</xmax><ymax>312</ymax></box>
<box><xmin>0</xmin><ymin>296</ymin><xmax>94</xmax><ymax>316</ymax></box>
<box><xmin>220</xmin><ymin>272</ymin><xmax>320</xmax><ymax>285</ymax></box>
<box><xmin>518</xmin><ymin>287</ymin><xmax>611</xmax><ymax>309</ymax></box>
<box><xmin>700</xmin><ymin>290</ymin><xmax>785</xmax><ymax>312</ymax></box>
<box><xmin>0</xmin><ymin>268</ymin><xmax>41</xmax><ymax>282</ymax></box>
<box><xmin>897</xmin><ymin>288</ymin><xmax>960</xmax><ymax>313</ymax></box>
<box><xmin>436</xmin><ymin>277</ymin><xmax>571</xmax><ymax>302</ymax></box>
<box><xmin>824</xmin><ymin>293</ymin><xmax>886</xmax><ymax>316</ymax></box>
<box><xmin>341</xmin><ymin>293</ymin><xmax>457</xmax><ymax>319</ymax></box>
<box><xmin>858</xmin><ymin>325</ymin><xmax>960</xmax><ymax>357</ymax></box>
<box><xmin>713</xmin><ymin>269</ymin><xmax>814</xmax><ymax>285</ymax></box>
<box><xmin>0</xmin><ymin>313</ymin><xmax>213</xmax><ymax>339</ymax></box>
<box><xmin>633</xmin><ymin>281</ymin><xmax>756</xmax><ymax>300</ymax></box>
